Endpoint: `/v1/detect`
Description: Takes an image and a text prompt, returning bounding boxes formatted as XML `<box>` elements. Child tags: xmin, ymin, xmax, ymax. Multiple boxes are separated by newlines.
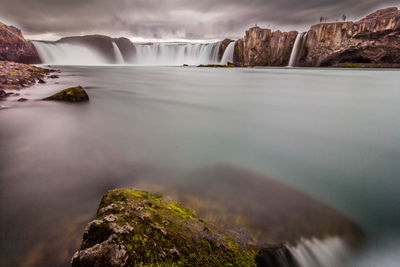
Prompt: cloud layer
<box><xmin>1</xmin><ymin>0</ymin><xmax>398</xmax><ymax>40</ymax></box>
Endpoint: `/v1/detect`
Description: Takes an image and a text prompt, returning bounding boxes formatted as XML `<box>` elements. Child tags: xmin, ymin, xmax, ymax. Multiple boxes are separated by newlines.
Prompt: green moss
<box><xmin>97</xmin><ymin>189</ymin><xmax>257</xmax><ymax>266</ymax></box>
<box><xmin>340</xmin><ymin>62</ymin><xmax>364</xmax><ymax>68</ymax></box>
<box><xmin>43</xmin><ymin>86</ymin><xmax>89</xmax><ymax>102</ymax></box>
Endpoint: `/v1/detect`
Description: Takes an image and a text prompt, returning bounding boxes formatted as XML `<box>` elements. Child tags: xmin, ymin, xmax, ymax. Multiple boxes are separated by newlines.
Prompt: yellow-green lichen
<box><xmin>96</xmin><ymin>188</ymin><xmax>257</xmax><ymax>266</ymax></box>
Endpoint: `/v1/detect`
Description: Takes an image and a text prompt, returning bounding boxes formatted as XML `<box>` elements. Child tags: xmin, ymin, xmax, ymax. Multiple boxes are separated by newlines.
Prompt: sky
<box><xmin>0</xmin><ymin>0</ymin><xmax>398</xmax><ymax>41</ymax></box>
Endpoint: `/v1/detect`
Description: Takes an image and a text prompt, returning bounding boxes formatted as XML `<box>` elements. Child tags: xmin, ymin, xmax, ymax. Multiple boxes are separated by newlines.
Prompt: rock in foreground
<box><xmin>71</xmin><ymin>189</ymin><xmax>257</xmax><ymax>266</ymax></box>
<box><xmin>43</xmin><ymin>86</ymin><xmax>89</xmax><ymax>102</ymax></box>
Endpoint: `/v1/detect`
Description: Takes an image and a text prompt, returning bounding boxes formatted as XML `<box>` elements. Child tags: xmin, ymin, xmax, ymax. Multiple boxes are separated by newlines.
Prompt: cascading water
<box><xmin>286</xmin><ymin>236</ymin><xmax>350</xmax><ymax>267</ymax></box>
<box><xmin>220</xmin><ymin>41</ymin><xmax>236</xmax><ymax>65</ymax></box>
<box><xmin>32</xmin><ymin>41</ymin><xmax>109</xmax><ymax>65</ymax></box>
<box><xmin>133</xmin><ymin>42</ymin><xmax>221</xmax><ymax>65</ymax></box>
<box><xmin>112</xmin><ymin>42</ymin><xmax>125</xmax><ymax>64</ymax></box>
<box><xmin>288</xmin><ymin>32</ymin><xmax>307</xmax><ymax>67</ymax></box>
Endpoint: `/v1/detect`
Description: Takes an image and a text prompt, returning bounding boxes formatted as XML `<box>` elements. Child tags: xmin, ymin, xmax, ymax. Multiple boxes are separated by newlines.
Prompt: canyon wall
<box><xmin>0</xmin><ymin>22</ymin><xmax>41</xmax><ymax>63</ymax></box>
<box><xmin>234</xmin><ymin>7</ymin><xmax>400</xmax><ymax>67</ymax></box>
<box><xmin>233</xmin><ymin>27</ymin><xmax>298</xmax><ymax>66</ymax></box>
<box><xmin>299</xmin><ymin>7</ymin><xmax>400</xmax><ymax>67</ymax></box>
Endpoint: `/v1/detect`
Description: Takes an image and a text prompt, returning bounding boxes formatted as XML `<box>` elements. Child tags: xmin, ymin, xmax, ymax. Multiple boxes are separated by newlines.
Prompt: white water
<box><xmin>133</xmin><ymin>42</ymin><xmax>221</xmax><ymax>65</ymax></box>
<box><xmin>288</xmin><ymin>32</ymin><xmax>307</xmax><ymax>67</ymax></box>
<box><xmin>112</xmin><ymin>42</ymin><xmax>125</xmax><ymax>64</ymax></box>
<box><xmin>287</xmin><ymin>237</ymin><xmax>349</xmax><ymax>267</ymax></box>
<box><xmin>32</xmin><ymin>41</ymin><xmax>109</xmax><ymax>65</ymax></box>
<box><xmin>220</xmin><ymin>41</ymin><xmax>235</xmax><ymax>65</ymax></box>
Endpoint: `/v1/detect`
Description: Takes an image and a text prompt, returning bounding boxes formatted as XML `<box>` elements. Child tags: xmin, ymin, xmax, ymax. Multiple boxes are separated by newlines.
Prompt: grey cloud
<box><xmin>0</xmin><ymin>0</ymin><xmax>398</xmax><ymax>40</ymax></box>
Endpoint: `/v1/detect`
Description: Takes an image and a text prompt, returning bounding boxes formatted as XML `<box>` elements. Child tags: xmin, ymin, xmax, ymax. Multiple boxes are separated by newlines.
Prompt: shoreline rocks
<box><xmin>0</xmin><ymin>60</ymin><xmax>55</xmax><ymax>91</ymax></box>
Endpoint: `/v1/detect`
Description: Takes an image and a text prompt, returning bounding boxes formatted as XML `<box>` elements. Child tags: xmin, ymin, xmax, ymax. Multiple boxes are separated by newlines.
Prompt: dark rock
<box><xmin>43</xmin><ymin>86</ymin><xmax>89</xmax><ymax>102</ymax></box>
<box><xmin>58</xmin><ymin>35</ymin><xmax>134</xmax><ymax>63</ymax></box>
<box><xmin>183</xmin><ymin>64</ymin><xmax>189</xmax><ymax>67</ymax></box>
<box><xmin>49</xmin><ymin>75</ymin><xmax>59</xmax><ymax>79</ymax></box>
<box><xmin>38</xmin><ymin>78</ymin><xmax>45</xmax><ymax>84</ymax></box>
<box><xmin>112</xmin><ymin>37</ymin><xmax>136</xmax><ymax>63</ymax></box>
<box><xmin>219</xmin><ymin>38</ymin><xmax>234</xmax><ymax>60</ymax></box>
<box><xmin>0</xmin><ymin>22</ymin><xmax>41</xmax><ymax>63</ymax></box>
<box><xmin>0</xmin><ymin>89</ymin><xmax>5</xmax><ymax>98</ymax></box>
<box><xmin>17</xmin><ymin>97</ymin><xmax>27</xmax><ymax>102</ymax></box>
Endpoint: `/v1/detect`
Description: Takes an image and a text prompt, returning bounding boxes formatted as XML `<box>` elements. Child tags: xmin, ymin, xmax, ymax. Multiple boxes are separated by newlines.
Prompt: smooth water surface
<box><xmin>0</xmin><ymin>66</ymin><xmax>399</xmax><ymax>266</ymax></box>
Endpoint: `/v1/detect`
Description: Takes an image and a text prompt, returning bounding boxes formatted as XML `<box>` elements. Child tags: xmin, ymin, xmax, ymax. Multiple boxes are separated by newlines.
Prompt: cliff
<box><xmin>58</xmin><ymin>35</ymin><xmax>136</xmax><ymax>63</ymax></box>
<box><xmin>299</xmin><ymin>7</ymin><xmax>400</xmax><ymax>67</ymax></box>
<box><xmin>233</xmin><ymin>27</ymin><xmax>298</xmax><ymax>66</ymax></box>
<box><xmin>0</xmin><ymin>22</ymin><xmax>41</xmax><ymax>63</ymax></box>
<box><xmin>233</xmin><ymin>7</ymin><xmax>400</xmax><ymax>67</ymax></box>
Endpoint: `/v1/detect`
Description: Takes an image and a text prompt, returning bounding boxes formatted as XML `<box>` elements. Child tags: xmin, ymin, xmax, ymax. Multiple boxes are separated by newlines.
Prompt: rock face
<box><xmin>218</xmin><ymin>38</ymin><xmax>234</xmax><ymax>60</ymax></box>
<box><xmin>71</xmin><ymin>189</ymin><xmax>257</xmax><ymax>266</ymax></box>
<box><xmin>43</xmin><ymin>86</ymin><xmax>89</xmax><ymax>102</ymax></box>
<box><xmin>233</xmin><ymin>27</ymin><xmax>298</xmax><ymax>66</ymax></box>
<box><xmin>298</xmin><ymin>7</ymin><xmax>400</xmax><ymax>67</ymax></box>
<box><xmin>58</xmin><ymin>35</ymin><xmax>136</xmax><ymax>63</ymax></box>
<box><xmin>112</xmin><ymin>37</ymin><xmax>136</xmax><ymax>63</ymax></box>
<box><xmin>0</xmin><ymin>22</ymin><xmax>41</xmax><ymax>63</ymax></box>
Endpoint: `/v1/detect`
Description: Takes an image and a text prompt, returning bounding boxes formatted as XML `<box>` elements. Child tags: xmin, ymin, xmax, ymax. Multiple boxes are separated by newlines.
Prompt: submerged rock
<box><xmin>72</xmin><ymin>189</ymin><xmax>257</xmax><ymax>266</ymax></box>
<box><xmin>43</xmin><ymin>86</ymin><xmax>89</xmax><ymax>102</ymax></box>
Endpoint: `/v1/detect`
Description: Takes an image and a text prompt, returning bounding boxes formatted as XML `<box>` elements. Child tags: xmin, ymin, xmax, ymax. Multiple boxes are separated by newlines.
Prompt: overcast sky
<box><xmin>0</xmin><ymin>0</ymin><xmax>398</xmax><ymax>41</ymax></box>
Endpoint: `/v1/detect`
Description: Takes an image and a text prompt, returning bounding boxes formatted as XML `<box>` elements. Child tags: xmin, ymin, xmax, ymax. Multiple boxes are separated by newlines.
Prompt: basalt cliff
<box><xmin>0</xmin><ymin>22</ymin><xmax>41</xmax><ymax>63</ymax></box>
<box><xmin>233</xmin><ymin>7</ymin><xmax>400</xmax><ymax>67</ymax></box>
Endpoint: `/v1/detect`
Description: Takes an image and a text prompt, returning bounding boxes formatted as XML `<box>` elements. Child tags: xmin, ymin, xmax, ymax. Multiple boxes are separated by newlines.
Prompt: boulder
<box><xmin>71</xmin><ymin>189</ymin><xmax>257</xmax><ymax>266</ymax></box>
<box><xmin>43</xmin><ymin>86</ymin><xmax>89</xmax><ymax>102</ymax></box>
<box><xmin>0</xmin><ymin>22</ymin><xmax>41</xmax><ymax>63</ymax></box>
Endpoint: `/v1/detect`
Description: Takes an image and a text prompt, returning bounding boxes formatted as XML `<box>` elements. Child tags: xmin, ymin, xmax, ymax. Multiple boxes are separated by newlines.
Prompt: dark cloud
<box><xmin>0</xmin><ymin>0</ymin><xmax>398</xmax><ymax>40</ymax></box>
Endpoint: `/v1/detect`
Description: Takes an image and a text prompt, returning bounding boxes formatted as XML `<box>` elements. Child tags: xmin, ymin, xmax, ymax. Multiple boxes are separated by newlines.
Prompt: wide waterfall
<box><xmin>112</xmin><ymin>42</ymin><xmax>125</xmax><ymax>64</ymax></box>
<box><xmin>288</xmin><ymin>32</ymin><xmax>308</xmax><ymax>67</ymax></box>
<box><xmin>33</xmin><ymin>41</ymin><xmax>227</xmax><ymax>65</ymax></box>
<box><xmin>32</xmin><ymin>41</ymin><xmax>109</xmax><ymax>65</ymax></box>
<box><xmin>220</xmin><ymin>41</ymin><xmax>236</xmax><ymax>64</ymax></box>
<box><xmin>133</xmin><ymin>42</ymin><xmax>221</xmax><ymax>65</ymax></box>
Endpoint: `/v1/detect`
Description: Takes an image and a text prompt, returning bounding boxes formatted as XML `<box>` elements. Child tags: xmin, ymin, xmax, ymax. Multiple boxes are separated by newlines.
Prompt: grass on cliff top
<box><xmin>98</xmin><ymin>188</ymin><xmax>257</xmax><ymax>266</ymax></box>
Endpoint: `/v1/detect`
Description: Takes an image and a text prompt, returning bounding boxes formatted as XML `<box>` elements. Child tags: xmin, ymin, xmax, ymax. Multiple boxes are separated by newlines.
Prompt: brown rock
<box><xmin>0</xmin><ymin>22</ymin><xmax>41</xmax><ymax>63</ymax></box>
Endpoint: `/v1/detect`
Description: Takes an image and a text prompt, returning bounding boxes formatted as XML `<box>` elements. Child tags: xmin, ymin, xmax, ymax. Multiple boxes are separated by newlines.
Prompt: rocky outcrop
<box><xmin>43</xmin><ymin>86</ymin><xmax>89</xmax><ymax>102</ymax></box>
<box><xmin>57</xmin><ymin>35</ymin><xmax>136</xmax><ymax>63</ymax></box>
<box><xmin>218</xmin><ymin>38</ymin><xmax>234</xmax><ymax>60</ymax></box>
<box><xmin>112</xmin><ymin>37</ymin><xmax>136</xmax><ymax>63</ymax></box>
<box><xmin>233</xmin><ymin>27</ymin><xmax>298</xmax><ymax>66</ymax></box>
<box><xmin>298</xmin><ymin>7</ymin><xmax>400</xmax><ymax>67</ymax></box>
<box><xmin>0</xmin><ymin>61</ymin><xmax>54</xmax><ymax>90</ymax></box>
<box><xmin>232</xmin><ymin>7</ymin><xmax>400</xmax><ymax>67</ymax></box>
<box><xmin>0</xmin><ymin>22</ymin><xmax>41</xmax><ymax>63</ymax></box>
<box><xmin>71</xmin><ymin>189</ymin><xmax>257</xmax><ymax>266</ymax></box>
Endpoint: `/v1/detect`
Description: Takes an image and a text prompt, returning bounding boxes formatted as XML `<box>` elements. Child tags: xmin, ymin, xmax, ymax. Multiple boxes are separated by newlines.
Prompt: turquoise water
<box><xmin>1</xmin><ymin>66</ymin><xmax>399</xmax><ymax>266</ymax></box>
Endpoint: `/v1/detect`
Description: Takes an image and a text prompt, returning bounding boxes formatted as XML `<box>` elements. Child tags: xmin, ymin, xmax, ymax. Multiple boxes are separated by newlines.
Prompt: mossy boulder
<box><xmin>71</xmin><ymin>188</ymin><xmax>257</xmax><ymax>266</ymax></box>
<box><xmin>43</xmin><ymin>86</ymin><xmax>89</xmax><ymax>102</ymax></box>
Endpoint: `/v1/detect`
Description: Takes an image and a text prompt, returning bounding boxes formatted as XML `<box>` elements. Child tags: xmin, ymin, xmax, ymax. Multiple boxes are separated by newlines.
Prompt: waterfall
<box><xmin>220</xmin><ymin>41</ymin><xmax>235</xmax><ymax>65</ymax></box>
<box><xmin>32</xmin><ymin>41</ymin><xmax>109</xmax><ymax>65</ymax></box>
<box><xmin>288</xmin><ymin>32</ymin><xmax>307</xmax><ymax>67</ymax></box>
<box><xmin>133</xmin><ymin>42</ymin><xmax>221</xmax><ymax>65</ymax></box>
<box><xmin>286</xmin><ymin>237</ymin><xmax>350</xmax><ymax>267</ymax></box>
<box><xmin>112</xmin><ymin>42</ymin><xmax>124</xmax><ymax>64</ymax></box>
